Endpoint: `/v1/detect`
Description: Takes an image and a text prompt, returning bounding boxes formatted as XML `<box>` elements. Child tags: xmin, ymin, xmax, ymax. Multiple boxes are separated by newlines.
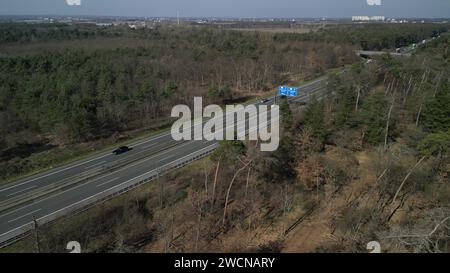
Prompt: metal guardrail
<box><xmin>0</xmin><ymin>142</ymin><xmax>218</xmax><ymax>248</ymax></box>
<box><xmin>0</xmin><ymin>140</ymin><xmax>183</xmax><ymax>213</ymax></box>
<box><xmin>0</xmin><ymin>73</ymin><xmax>340</xmax><ymax>248</ymax></box>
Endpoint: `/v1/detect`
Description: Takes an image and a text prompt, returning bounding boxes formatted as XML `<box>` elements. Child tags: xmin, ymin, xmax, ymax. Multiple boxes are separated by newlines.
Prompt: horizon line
<box><xmin>0</xmin><ymin>14</ymin><xmax>449</xmax><ymax>20</ymax></box>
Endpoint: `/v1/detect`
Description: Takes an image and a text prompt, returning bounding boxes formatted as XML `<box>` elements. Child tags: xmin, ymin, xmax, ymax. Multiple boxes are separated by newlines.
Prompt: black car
<box><xmin>260</xmin><ymin>98</ymin><xmax>270</xmax><ymax>104</ymax></box>
<box><xmin>113</xmin><ymin>146</ymin><xmax>132</xmax><ymax>155</ymax></box>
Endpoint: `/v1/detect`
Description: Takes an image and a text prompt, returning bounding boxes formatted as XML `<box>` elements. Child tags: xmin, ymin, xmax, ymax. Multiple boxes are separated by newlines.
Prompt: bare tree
<box><xmin>414</xmin><ymin>70</ymin><xmax>429</xmax><ymax>127</ymax></box>
<box><xmin>222</xmin><ymin>158</ymin><xmax>253</xmax><ymax>227</ymax></box>
<box><xmin>384</xmin><ymin>99</ymin><xmax>395</xmax><ymax>150</ymax></box>
<box><xmin>403</xmin><ymin>75</ymin><xmax>413</xmax><ymax>106</ymax></box>
<box><xmin>245</xmin><ymin>166</ymin><xmax>251</xmax><ymax>199</ymax></box>
<box><xmin>211</xmin><ymin>159</ymin><xmax>220</xmax><ymax>206</ymax></box>
<box><xmin>383</xmin><ymin>209</ymin><xmax>450</xmax><ymax>253</ymax></box>
<box><xmin>164</xmin><ymin>208</ymin><xmax>175</xmax><ymax>253</ymax></box>
<box><xmin>188</xmin><ymin>190</ymin><xmax>204</xmax><ymax>252</ymax></box>
<box><xmin>203</xmin><ymin>162</ymin><xmax>209</xmax><ymax>199</ymax></box>
<box><xmin>392</xmin><ymin>156</ymin><xmax>426</xmax><ymax>204</ymax></box>
<box><xmin>433</xmin><ymin>72</ymin><xmax>443</xmax><ymax>98</ymax></box>
<box><xmin>355</xmin><ymin>86</ymin><xmax>361</xmax><ymax>112</ymax></box>
<box><xmin>415</xmin><ymin>103</ymin><xmax>423</xmax><ymax>127</ymax></box>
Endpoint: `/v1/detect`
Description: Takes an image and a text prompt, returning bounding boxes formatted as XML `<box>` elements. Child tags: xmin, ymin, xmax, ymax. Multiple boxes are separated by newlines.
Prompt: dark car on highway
<box><xmin>113</xmin><ymin>146</ymin><xmax>132</xmax><ymax>155</ymax></box>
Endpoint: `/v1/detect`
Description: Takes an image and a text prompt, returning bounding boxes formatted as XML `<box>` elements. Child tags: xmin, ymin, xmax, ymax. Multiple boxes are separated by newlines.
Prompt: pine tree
<box><xmin>422</xmin><ymin>84</ymin><xmax>450</xmax><ymax>133</ymax></box>
<box><xmin>304</xmin><ymin>98</ymin><xmax>327</xmax><ymax>142</ymax></box>
<box><xmin>335</xmin><ymin>85</ymin><xmax>357</xmax><ymax>127</ymax></box>
<box><xmin>360</xmin><ymin>92</ymin><xmax>389</xmax><ymax>145</ymax></box>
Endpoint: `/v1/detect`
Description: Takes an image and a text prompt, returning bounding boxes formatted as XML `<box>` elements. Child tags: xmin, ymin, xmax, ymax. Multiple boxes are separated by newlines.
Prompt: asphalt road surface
<box><xmin>0</xmin><ymin>76</ymin><xmax>329</xmax><ymax>245</ymax></box>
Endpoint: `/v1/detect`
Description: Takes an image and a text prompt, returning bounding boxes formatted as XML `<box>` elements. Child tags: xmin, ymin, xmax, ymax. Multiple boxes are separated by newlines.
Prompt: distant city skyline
<box><xmin>0</xmin><ymin>0</ymin><xmax>449</xmax><ymax>19</ymax></box>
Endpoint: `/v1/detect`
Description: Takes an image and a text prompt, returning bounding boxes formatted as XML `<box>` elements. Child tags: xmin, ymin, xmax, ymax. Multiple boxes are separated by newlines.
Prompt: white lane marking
<box><xmin>0</xmin><ymin>134</ymin><xmax>174</xmax><ymax>194</ymax></box>
<box><xmin>0</xmin><ymin>79</ymin><xmax>323</xmax><ymax>234</ymax></box>
<box><xmin>0</xmin><ymin>143</ymin><xmax>219</xmax><ymax>238</ymax></box>
<box><xmin>111</xmin><ymin>140</ymin><xmax>179</xmax><ymax>164</ymax></box>
<box><xmin>0</xmin><ymin>154</ymin><xmax>111</xmax><ymax>193</ymax></box>
<box><xmin>5</xmin><ymin>186</ymin><xmax>37</xmax><ymax>197</ymax></box>
<box><xmin>7</xmin><ymin>209</ymin><xmax>41</xmax><ymax>223</ymax></box>
<box><xmin>140</xmin><ymin>142</ymin><xmax>160</xmax><ymax>150</ymax></box>
<box><xmin>122</xmin><ymin>141</ymin><xmax>193</xmax><ymax>170</ymax></box>
<box><xmin>289</xmin><ymin>85</ymin><xmax>327</xmax><ymax>103</ymax></box>
<box><xmin>0</xmin><ymin>110</ymin><xmax>275</xmax><ymax>218</ymax></box>
<box><xmin>31</xmin><ymin>144</ymin><xmax>219</xmax><ymax>222</ymax></box>
<box><xmin>96</xmin><ymin>177</ymin><xmax>121</xmax><ymax>187</ymax></box>
<box><xmin>0</xmin><ymin>77</ymin><xmax>327</xmax><ymax>194</ymax></box>
<box><xmin>130</xmin><ymin>132</ymin><xmax>172</xmax><ymax>147</ymax></box>
<box><xmin>0</xmin><ymin>181</ymin><xmax>91</xmax><ymax>220</ymax></box>
<box><xmin>53</xmin><ymin>140</ymin><xmax>192</xmax><ymax>190</ymax></box>
<box><xmin>0</xmin><ymin>222</ymin><xmax>32</xmax><ymax>238</ymax></box>
<box><xmin>0</xmin><ymin>141</ymin><xmax>199</xmax><ymax>219</ymax></box>
<box><xmin>84</xmin><ymin>160</ymin><xmax>106</xmax><ymax>170</ymax></box>
<box><xmin>131</xmin><ymin>118</ymin><xmax>212</xmax><ymax>148</ymax></box>
<box><xmin>158</xmin><ymin>154</ymin><xmax>176</xmax><ymax>163</ymax></box>
<box><xmin>0</xmin><ymin>73</ymin><xmax>320</xmax><ymax>238</ymax></box>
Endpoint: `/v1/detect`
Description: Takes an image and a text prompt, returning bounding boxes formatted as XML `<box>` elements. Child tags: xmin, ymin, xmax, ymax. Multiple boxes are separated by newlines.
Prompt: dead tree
<box><xmin>403</xmin><ymin>75</ymin><xmax>413</xmax><ymax>106</ymax></box>
<box><xmin>188</xmin><ymin>190</ymin><xmax>204</xmax><ymax>252</ymax></box>
<box><xmin>245</xmin><ymin>166</ymin><xmax>251</xmax><ymax>199</ymax></box>
<box><xmin>414</xmin><ymin>70</ymin><xmax>429</xmax><ymax>127</ymax></box>
<box><xmin>164</xmin><ymin>208</ymin><xmax>175</xmax><ymax>253</ymax></box>
<box><xmin>203</xmin><ymin>162</ymin><xmax>209</xmax><ymax>200</ymax></box>
<box><xmin>211</xmin><ymin>160</ymin><xmax>220</xmax><ymax>206</ymax></box>
<box><xmin>383</xmin><ymin>209</ymin><xmax>450</xmax><ymax>252</ymax></box>
<box><xmin>385</xmin><ymin>80</ymin><xmax>392</xmax><ymax>95</ymax></box>
<box><xmin>222</xmin><ymin>158</ymin><xmax>253</xmax><ymax>227</ymax></box>
<box><xmin>392</xmin><ymin>156</ymin><xmax>426</xmax><ymax>204</ymax></box>
<box><xmin>433</xmin><ymin>72</ymin><xmax>443</xmax><ymax>98</ymax></box>
<box><xmin>415</xmin><ymin>103</ymin><xmax>423</xmax><ymax>127</ymax></box>
<box><xmin>355</xmin><ymin>86</ymin><xmax>361</xmax><ymax>112</ymax></box>
<box><xmin>385</xmin><ymin>99</ymin><xmax>395</xmax><ymax>150</ymax></box>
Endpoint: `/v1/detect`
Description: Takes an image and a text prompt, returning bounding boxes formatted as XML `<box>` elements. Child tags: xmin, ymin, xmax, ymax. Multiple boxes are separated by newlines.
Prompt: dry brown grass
<box><xmin>281</xmin><ymin>148</ymin><xmax>378</xmax><ymax>253</ymax></box>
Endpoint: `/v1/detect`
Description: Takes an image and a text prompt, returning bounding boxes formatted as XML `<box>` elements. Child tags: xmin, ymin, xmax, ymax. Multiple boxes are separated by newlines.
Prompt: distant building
<box><xmin>127</xmin><ymin>21</ymin><xmax>147</xmax><ymax>29</ymax></box>
<box><xmin>96</xmin><ymin>23</ymin><xmax>112</xmax><ymax>27</ymax></box>
<box><xmin>352</xmin><ymin>16</ymin><xmax>385</xmax><ymax>22</ymax></box>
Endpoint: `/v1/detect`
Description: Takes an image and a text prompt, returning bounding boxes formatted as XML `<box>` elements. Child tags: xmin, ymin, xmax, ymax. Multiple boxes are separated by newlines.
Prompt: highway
<box><xmin>357</xmin><ymin>50</ymin><xmax>412</xmax><ymax>58</ymax></box>
<box><xmin>0</xmin><ymin>76</ymin><xmax>329</xmax><ymax>246</ymax></box>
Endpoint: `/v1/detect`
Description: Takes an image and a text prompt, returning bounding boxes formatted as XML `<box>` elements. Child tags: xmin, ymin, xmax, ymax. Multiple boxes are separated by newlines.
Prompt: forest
<box><xmin>0</xmin><ymin>23</ymin><xmax>358</xmax><ymax>181</ymax></box>
<box><xmin>273</xmin><ymin>23</ymin><xmax>449</xmax><ymax>50</ymax></box>
<box><xmin>0</xmin><ymin>23</ymin><xmax>122</xmax><ymax>43</ymax></box>
<box><xmin>2</xmin><ymin>24</ymin><xmax>449</xmax><ymax>253</ymax></box>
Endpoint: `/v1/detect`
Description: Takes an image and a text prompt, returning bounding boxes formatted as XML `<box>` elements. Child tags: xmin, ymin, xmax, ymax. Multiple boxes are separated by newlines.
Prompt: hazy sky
<box><xmin>1</xmin><ymin>0</ymin><xmax>449</xmax><ymax>18</ymax></box>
